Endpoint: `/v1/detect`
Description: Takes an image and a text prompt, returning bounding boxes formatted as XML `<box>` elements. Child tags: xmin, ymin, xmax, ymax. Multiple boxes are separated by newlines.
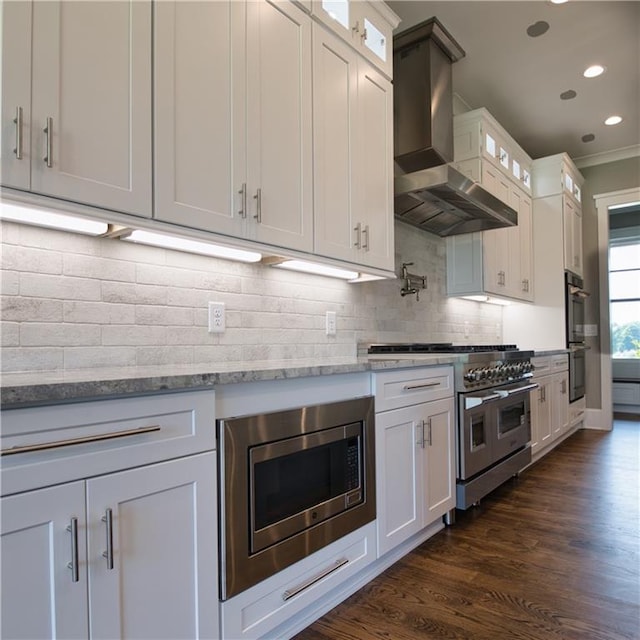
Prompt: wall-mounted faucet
<box><xmin>400</xmin><ymin>262</ymin><xmax>427</xmax><ymax>301</ymax></box>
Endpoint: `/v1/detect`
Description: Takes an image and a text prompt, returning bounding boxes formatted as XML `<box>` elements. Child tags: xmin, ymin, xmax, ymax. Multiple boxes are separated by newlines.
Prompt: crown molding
<box><xmin>573</xmin><ymin>145</ymin><xmax>640</xmax><ymax>169</ymax></box>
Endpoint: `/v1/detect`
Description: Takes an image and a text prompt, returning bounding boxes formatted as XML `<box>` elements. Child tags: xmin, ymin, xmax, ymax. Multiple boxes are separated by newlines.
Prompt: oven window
<box><xmin>253</xmin><ymin>438</ymin><xmax>356</xmax><ymax>531</ymax></box>
<box><xmin>471</xmin><ymin>415</ymin><xmax>486</xmax><ymax>449</ymax></box>
<box><xmin>498</xmin><ymin>401</ymin><xmax>525</xmax><ymax>436</ymax></box>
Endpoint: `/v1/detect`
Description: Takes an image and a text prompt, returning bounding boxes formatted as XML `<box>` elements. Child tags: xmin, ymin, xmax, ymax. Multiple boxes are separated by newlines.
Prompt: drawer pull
<box><xmin>403</xmin><ymin>382</ymin><xmax>440</xmax><ymax>391</ymax></box>
<box><xmin>282</xmin><ymin>557</ymin><xmax>348</xmax><ymax>601</ymax></box>
<box><xmin>0</xmin><ymin>424</ymin><xmax>161</xmax><ymax>456</ymax></box>
<box><xmin>102</xmin><ymin>508</ymin><xmax>114</xmax><ymax>570</ymax></box>
<box><xmin>66</xmin><ymin>517</ymin><xmax>80</xmax><ymax>583</ymax></box>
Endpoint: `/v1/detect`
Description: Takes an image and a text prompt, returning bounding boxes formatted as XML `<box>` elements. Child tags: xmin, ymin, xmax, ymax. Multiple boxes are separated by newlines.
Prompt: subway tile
<box><xmin>1</xmin><ymin>244</ymin><xmax>63</xmax><ymax>275</ymax></box>
<box><xmin>63</xmin><ymin>253</ymin><xmax>136</xmax><ymax>282</ymax></box>
<box><xmin>135</xmin><ymin>305</ymin><xmax>194</xmax><ymax>326</ymax></box>
<box><xmin>64</xmin><ymin>301</ymin><xmax>135</xmax><ymax>324</ymax></box>
<box><xmin>20</xmin><ymin>323</ymin><xmax>101</xmax><ymax>347</ymax></box>
<box><xmin>1</xmin><ymin>347</ymin><xmax>64</xmax><ymax>372</ymax></box>
<box><xmin>64</xmin><ymin>346</ymin><xmax>136</xmax><ymax>370</ymax></box>
<box><xmin>101</xmin><ymin>325</ymin><xmax>167</xmax><ymax>346</ymax></box>
<box><xmin>20</xmin><ymin>273</ymin><xmax>101</xmax><ymax>301</ymax></box>
<box><xmin>1</xmin><ymin>322</ymin><xmax>20</xmax><ymax>346</ymax></box>
<box><xmin>1</xmin><ymin>296</ymin><xmax>63</xmax><ymax>322</ymax></box>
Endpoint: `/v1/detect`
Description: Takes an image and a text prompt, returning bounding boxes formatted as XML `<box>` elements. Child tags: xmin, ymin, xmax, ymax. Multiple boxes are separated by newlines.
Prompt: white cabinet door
<box><xmin>357</xmin><ymin>60</ymin><xmax>394</xmax><ymax>270</ymax></box>
<box><xmin>424</xmin><ymin>398</ymin><xmax>456</xmax><ymax>524</ymax></box>
<box><xmin>1</xmin><ymin>482</ymin><xmax>89</xmax><ymax>640</ymax></box>
<box><xmin>516</xmin><ymin>191</ymin><xmax>533</xmax><ymax>300</ymax></box>
<box><xmin>246</xmin><ymin>0</ymin><xmax>313</xmax><ymax>252</ymax></box>
<box><xmin>154</xmin><ymin>0</ymin><xmax>245</xmax><ymax>237</ymax></box>
<box><xmin>376</xmin><ymin>397</ymin><xmax>454</xmax><ymax>555</ymax></box>
<box><xmin>86</xmin><ymin>452</ymin><xmax>218</xmax><ymax>640</ymax></box>
<box><xmin>312</xmin><ymin>25</ymin><xmax>394</xmax><ymax>271</ymax></box>
<box><xmin>552</xmin><ymin>371</ymin><xmax>569</xmax><ymax>439</ymax></box>
<box><xmin>563</xmin><ymin>195</ymin><xmax>583</xmax><ymax>276</ymax></box>
<box><xmin>1</xmin><ymin>0</ymin><xmax>32</xmax><ymax>189</ymax></box>
<box><xmin>531</xmin><ymin>378</ymin><xmax>553</xmax><ymax>455</ymax></box>
<box><xmin>376</xmin><ymin>405</ymin><xmax>421</xmax><ymax>556</ymax></box>
<box><xmin>312</xmin><ymin>24</ymin><xmax>359</xmax><ymax>263</ymax></box>
<box><xmin>29</xmin><ymin>0</ymin><xmax>152</xmax><ymax>216</ymax></box>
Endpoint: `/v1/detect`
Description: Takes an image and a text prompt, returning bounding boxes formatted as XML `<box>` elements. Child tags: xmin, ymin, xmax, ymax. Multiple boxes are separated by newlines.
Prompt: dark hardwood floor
<box><xmin>294</xmin><ymin>418</ymin><xmax>640</xmax><ymax>640</ymax></box>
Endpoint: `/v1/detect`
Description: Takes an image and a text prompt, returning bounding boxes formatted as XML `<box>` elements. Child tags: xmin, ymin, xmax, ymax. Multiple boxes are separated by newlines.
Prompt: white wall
<box><xmin>0</xmin><ymin>220</ymin><xmax>503</xmax><ymax>374</ymax></box>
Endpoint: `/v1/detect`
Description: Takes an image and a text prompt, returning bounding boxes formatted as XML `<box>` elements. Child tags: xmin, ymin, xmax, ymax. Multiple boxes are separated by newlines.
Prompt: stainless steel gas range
<box><xmin>368</xmin><ymin>344</ymin><xmax>537</xmax><ymax>514</ymax></box>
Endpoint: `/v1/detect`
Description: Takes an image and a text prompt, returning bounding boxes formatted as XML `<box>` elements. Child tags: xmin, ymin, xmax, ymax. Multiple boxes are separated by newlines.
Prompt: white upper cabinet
<box><xmin>154</xmin><ymin>1</ymin><xmax>245</xmax><ymax>237</ymax></box>
<box><xmin>312</xmin><ymin>24</ymin><xmax>393</xmax><ymax>271</ymax></box>
<box><xmin>311</xmin><ymin>0</ymin><xmax>399</xmax><ymax>79</ymax></box>
<box><xmin>532</xmin><ymin>153</ymin><xmax>584</xmax><ymax>277</ymax></box>
<box><xmin>448</xmin><ymin>108</ymin><xmax>534</xmax><ymax>302</ymax></box>
<box><xmin>245</xmin><ymin>0</ymin><xmax>313</xmax><ymax>252</ymax></box>
<box><xmin>1</xmin><ymin>1</ymin><xmax>153</xmax><ymax>216</ymax></box>
<box><xmin>155</xmin><ymin>0</ymin><xmax>313</xmax><ymax>253</ymax></box>
<box><xmin>1</xmin><ymin>0</ymin><xmax>32</xmax><ymax>190</ymax></box>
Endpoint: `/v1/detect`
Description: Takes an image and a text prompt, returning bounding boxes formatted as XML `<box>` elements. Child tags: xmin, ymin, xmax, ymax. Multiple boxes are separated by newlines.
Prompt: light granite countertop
<box><xmin>0</xmin><ymin>355</ymin><xmax>459</xmax><ymax>409</ymax></box>
<box><xmin>533</xmin><ymin>349</ymin><xmax>570</xmax><ymax>357</ymax></box>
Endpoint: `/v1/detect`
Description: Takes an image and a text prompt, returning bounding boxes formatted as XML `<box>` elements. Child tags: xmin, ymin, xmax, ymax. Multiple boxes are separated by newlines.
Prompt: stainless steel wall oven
<box><xmin>217</xmin><ymin>396</ymin><xmax>375</xmax><ymax>600</ymax></box>
<box><xmin>565</xmin><ymin>271</ymin><xmax>589</xmax><ymax>402</ymax></box>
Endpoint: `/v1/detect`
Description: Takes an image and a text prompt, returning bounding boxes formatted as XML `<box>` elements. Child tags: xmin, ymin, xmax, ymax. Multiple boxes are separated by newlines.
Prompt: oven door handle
<box><xmin>464</xmin><ymin>393</ymin><xmax>502</xmax><ymax>410</ymax></box>
<box><xmin>500</xmin><ymin>383</ymin><xmax>539</xmax><ymax>397</ymax></box>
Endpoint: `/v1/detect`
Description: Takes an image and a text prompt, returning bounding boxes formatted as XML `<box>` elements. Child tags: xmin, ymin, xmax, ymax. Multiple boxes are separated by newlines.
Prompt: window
<box><xmin>609</xmin><ymin>242</ymin><xmax>640</xmax><ymax>359</ymax></box>
<box><xmin>322</xmin><ymin>0</ymin><xmax>349</xmax><ymax>30</ymax></box>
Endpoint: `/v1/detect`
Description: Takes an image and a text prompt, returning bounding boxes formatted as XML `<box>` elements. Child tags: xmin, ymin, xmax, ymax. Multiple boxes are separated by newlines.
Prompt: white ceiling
<box><xmin>386</xmin><ymin>1</ymin><xmax>640</xmax><ymax>165</ymax></box>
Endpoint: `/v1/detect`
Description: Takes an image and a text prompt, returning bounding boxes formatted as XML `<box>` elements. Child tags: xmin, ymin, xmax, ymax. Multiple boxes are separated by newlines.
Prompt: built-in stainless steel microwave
<box><xmin>217</xmin><ymin>396</ymin><xmax>376</xmax><ymax>600</ymax></box>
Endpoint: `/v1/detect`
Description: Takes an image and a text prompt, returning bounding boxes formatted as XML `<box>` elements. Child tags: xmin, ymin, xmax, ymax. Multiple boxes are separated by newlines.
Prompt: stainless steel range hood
<box><xmin>393</xmin><ymin>18</ymin><xmax>518</xmax><ymax>236</ymax></box>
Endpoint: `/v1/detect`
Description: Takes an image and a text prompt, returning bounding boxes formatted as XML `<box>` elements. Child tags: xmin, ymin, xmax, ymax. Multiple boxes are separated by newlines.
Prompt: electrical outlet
<box><xmin>208</xmin><ymin>302</ymin><xmax>225</xmax><ymax>333</ymax></box>
<box><xmin>326</xmin><ymin>311</ymin><xmax>337</xmax><ymax>336</ymax></box>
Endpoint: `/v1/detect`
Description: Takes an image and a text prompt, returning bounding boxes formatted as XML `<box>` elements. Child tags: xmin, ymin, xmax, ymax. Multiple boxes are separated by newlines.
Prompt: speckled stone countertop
<box><xmin>0</xmin><ymin>355</ymin><xmax>459</xmax><ymax>409</ymax></box>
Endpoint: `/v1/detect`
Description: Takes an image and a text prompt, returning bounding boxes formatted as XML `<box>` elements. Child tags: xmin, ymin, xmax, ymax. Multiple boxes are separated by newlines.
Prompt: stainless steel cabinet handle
<box><xmin>66</xmin><ymin>517</ymin><xmax>79</xmax><ymax>583</ymax></box>
<box><xmin>238</xmin><ymin>183</ymin><xmax>247</xmax><ymax>218</ymax></box>
<box><xmin>1</xmin><ymin>424</ymin><xmax>160</xmax><ymax>456</ymax></box>
<box><xmin>353</xmin><ymin>223</ymin><xmax>361</xmax><ymax>249</ymax></box>
<box><xmin>362</xmin><ymin>225</ymin><xmax>370</xmax><ymax>251</ymax></box>
<box><xmin>403</xmin><ymin>381</ymin><xmax>439</xmax><ymax>391</ymax></box>
<box><xmin>43</xmin><ymin>117</ymin><xmax>52</xmax><ymax>167</ymax></box>
<box><xmin>101</xmin><ymin>508</ymin><xmax>114</xmax><ymax>570</ymax></box>
<box><xmin>282</xmin><ymin>557</ymin><xmax>348</xmax><ymax>601</ymax></box>
<box><xmin>427</xmin><ymin>419</ymin><xmax>433</xmax><ymax>447</ymax></box>
<box><xmin>561</xmin><ymin>379</ymin><xmax>567</xmax><ymax>394</ymax></box>
<box><xmin>13</xmin><ymin>106</ymin><xmax>23</xmax><ymax>159</ymax></box>
<box><xmin>417</xmin><ymin>421</ymin><xmax>425</xmax><ymax>448</ymax></box>
<box><xmin>522</xmin><ymin>279</ymin><xmax>529</xmax><ymax>292</ymax></box>
<box><xmin>253</xmin><ymin>188</ymin><xmax>262</xmax><ymax>222</ymax></box>
<box><xmin>360</xmin><ymin>27</ymin><xmax>368</xmax><ymax>43</ymax></box>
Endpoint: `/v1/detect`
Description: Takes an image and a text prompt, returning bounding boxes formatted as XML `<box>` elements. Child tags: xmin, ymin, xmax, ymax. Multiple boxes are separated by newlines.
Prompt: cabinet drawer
<box><xmin>373</xmin><ymin>366</ymin><xmax>453</xmax><ymax>412</ymax></box>
<box><xmin>551</xmin><ymin>354</ymin><xmax>568</xmax><ymax>371</ymax></box>
<box><xmin>1</xmin><ymin>390</ymin><xmax>215</xmax><ymax>496</ymax></box>
<box><xmin>220</xmin><ymin>521</ymin><xmax>376</xmax><ymax>639</ymax></box>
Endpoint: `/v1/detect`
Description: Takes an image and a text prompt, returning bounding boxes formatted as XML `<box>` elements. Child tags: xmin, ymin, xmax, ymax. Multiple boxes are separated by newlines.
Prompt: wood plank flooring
<box><xmin>293</xmin><ymin>419</ymin><xmax>640</xmax><ymax>640</ymax></box>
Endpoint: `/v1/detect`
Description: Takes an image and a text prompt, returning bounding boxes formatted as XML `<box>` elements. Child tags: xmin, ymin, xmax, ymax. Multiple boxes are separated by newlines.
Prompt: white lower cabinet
<box><xmin>1</xmin><ymin>453</ymin><xmax>218</xmax><ymax>640</ymax></box>
<box><xmin>0</xmin><ymin>390</ymin><xmax>218</xmax><ymax>640</ymax></box>
<box><xmin>373</xmin><ymin>367</ymin><xmax>455</xmax><ymax>557</ymax></box>
<box><xmin>530</xmin><ymin>355</ymin><xmax>570</xmax><ymax>458</ymax></box>
<box><xmin>220</xmin><ymin>522</ymin><xmax>377</xmax><ymax>640</ymax></box>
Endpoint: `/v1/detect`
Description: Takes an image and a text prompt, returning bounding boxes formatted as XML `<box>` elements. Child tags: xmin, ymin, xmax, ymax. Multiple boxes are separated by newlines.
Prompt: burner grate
<box><xmin>368</xmin><ymin>343</ymin><xmax>518</xmax><ymax>355</ymax></box>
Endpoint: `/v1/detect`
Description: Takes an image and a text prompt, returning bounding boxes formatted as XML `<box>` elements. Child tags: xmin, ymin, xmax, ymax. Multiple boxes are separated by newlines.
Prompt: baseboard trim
<box><xmin>584</xmin><ymin>408</ymin><xmax>612</xmax><ymax>431</ymax></box>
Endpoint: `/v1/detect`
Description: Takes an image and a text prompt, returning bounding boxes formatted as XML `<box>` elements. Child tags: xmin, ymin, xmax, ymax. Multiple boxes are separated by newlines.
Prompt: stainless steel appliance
<box><xmin>217</xmin><ymin>396</ymin><xmax>375</xmax><ymax>600</ymax></box>
<box><xmin>565</xmin><ymin>271</ymin><xmax>589</xmax><ymax>401</ymax></box>
<box><xmin>392</xmin><ymin>18</ymin><xmax>518</xmax><ymax>236</ymax></box>
<box><xmin>368</xmin><ymin>344</ymin><xmax>536</xmax><ymax>512</ymax></box>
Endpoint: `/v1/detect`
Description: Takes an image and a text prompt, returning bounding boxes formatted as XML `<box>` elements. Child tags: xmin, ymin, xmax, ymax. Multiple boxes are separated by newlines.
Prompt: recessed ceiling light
<box><xmin>604</xmin><ymin>115</ymin><xmax>623</xmax><ymax>126</ymax></box>
<box><xmin>583</xmin><ymin>64</ymin><xmax>606</xmax><ymax>78</ymax></box>
<box><xmin>560</xmin><ymin>89</ymin><xmax>577</xmax><ymax>100</ymax></box>
<box><xmin>550</xmin><ymin>0</ymin><xmax>569</xmax><ymax>4</ymax></box>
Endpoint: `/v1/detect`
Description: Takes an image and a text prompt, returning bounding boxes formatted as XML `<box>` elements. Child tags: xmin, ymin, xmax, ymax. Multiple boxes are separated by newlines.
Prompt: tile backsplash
<box><xmin>1</xmin><ymin>220</ymin><xmax>502</xmax><ymax>373</ymax></box>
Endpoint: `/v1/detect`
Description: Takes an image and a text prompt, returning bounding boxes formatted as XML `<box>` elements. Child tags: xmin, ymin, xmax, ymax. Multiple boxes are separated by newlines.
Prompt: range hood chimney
<box><xmin>393</xmin><ymin>18</ymin><xmax>518</xmax><ymax>236</ymax></box>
